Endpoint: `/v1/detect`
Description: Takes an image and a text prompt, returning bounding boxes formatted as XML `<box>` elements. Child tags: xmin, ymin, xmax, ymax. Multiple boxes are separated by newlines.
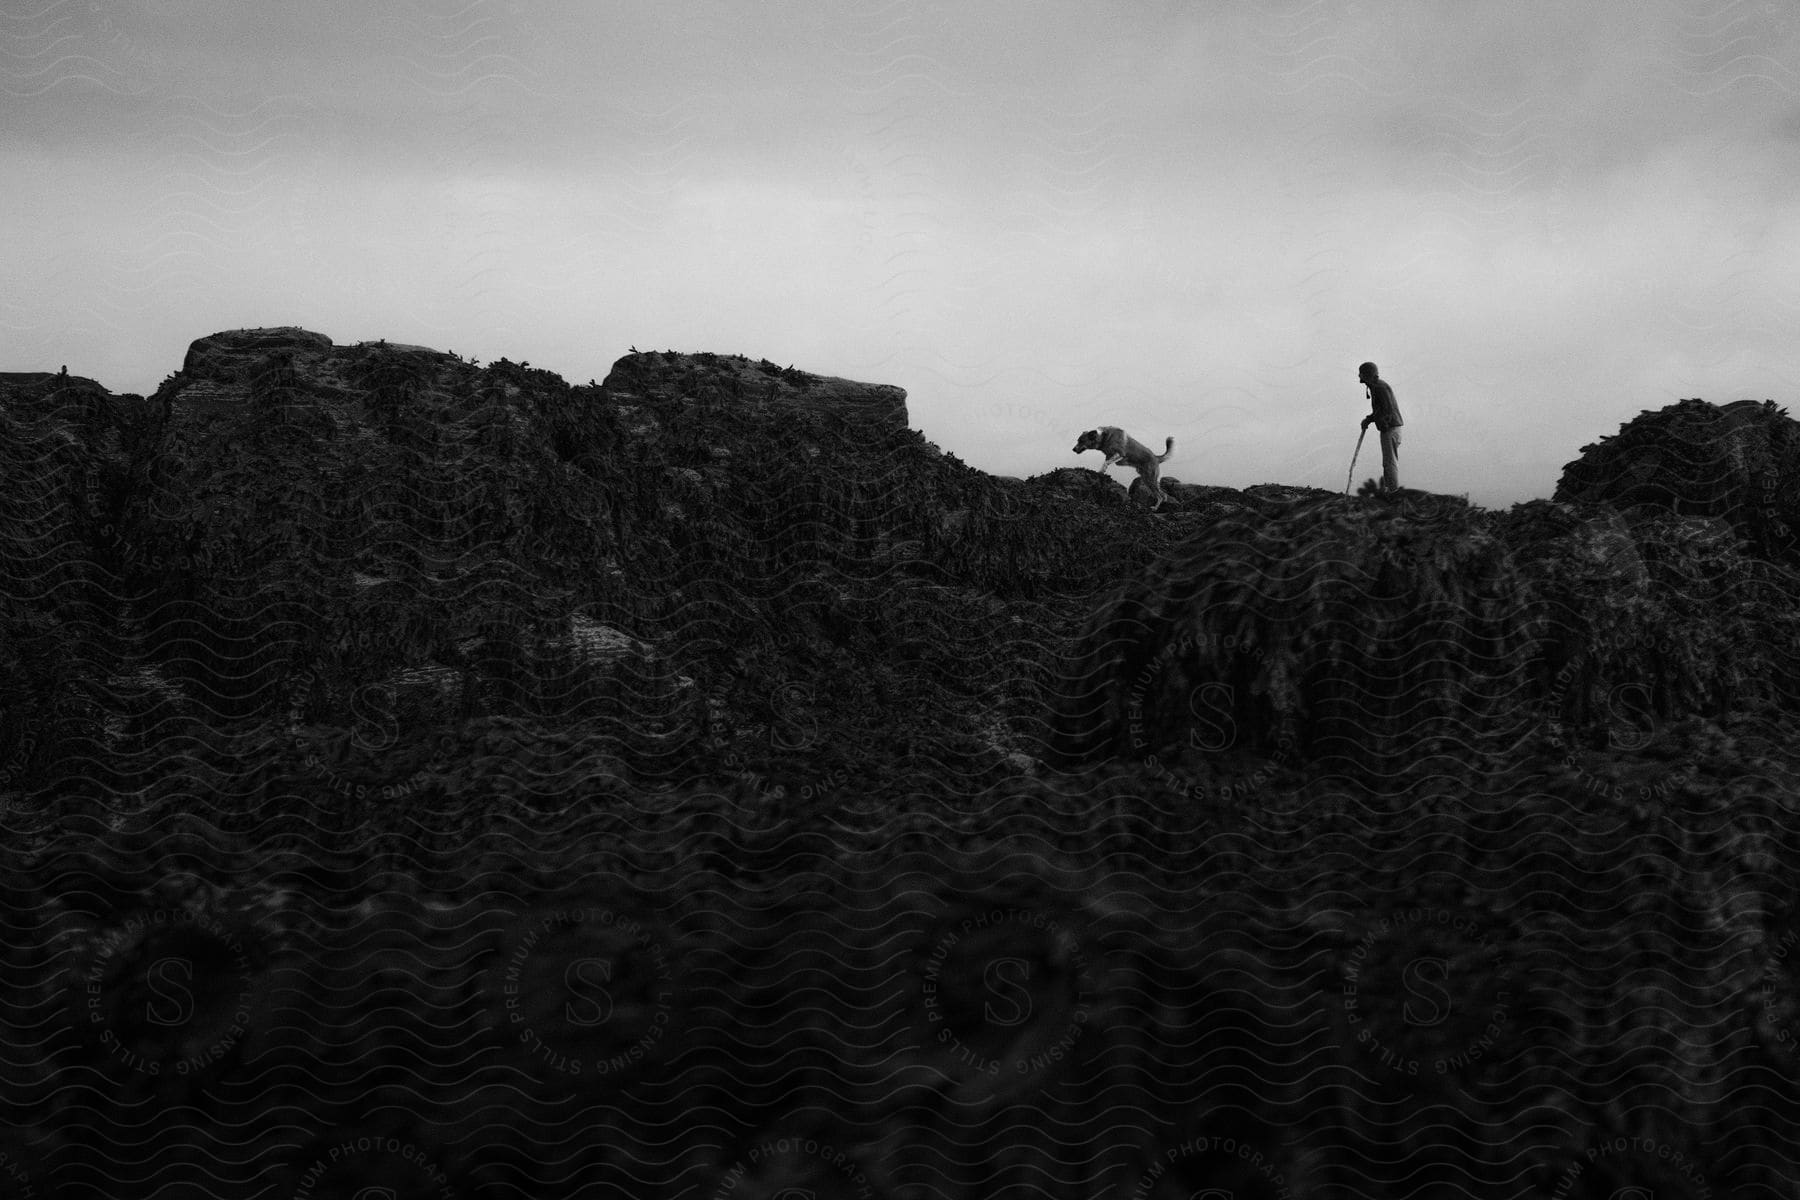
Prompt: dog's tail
<box><xmin>1158</xmin><ymin>436</ymin><xmax>1175</xmax><ymax>463</ymax></box>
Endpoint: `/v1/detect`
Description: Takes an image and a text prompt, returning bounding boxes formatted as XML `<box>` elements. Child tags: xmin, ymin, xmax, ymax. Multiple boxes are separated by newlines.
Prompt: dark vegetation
<box><xmin>3</xmin><ymin>330</ymin><xmax>1799</xmax><ymax>1197</ymax></box>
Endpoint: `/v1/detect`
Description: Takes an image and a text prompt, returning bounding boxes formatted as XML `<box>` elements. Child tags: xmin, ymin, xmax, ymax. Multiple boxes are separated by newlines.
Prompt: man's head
<box><xmin>1358</xmin><ymin>361</ymin><xmax>1379</xmax><ymax>383</ymax></box>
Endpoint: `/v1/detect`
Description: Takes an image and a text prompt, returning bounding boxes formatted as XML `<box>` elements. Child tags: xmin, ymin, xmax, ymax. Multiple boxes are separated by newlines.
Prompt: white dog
<box><xmin>1072</xmin><ymin>426</ymin><xmax>1175</xmax><ymax>509</ymax></box>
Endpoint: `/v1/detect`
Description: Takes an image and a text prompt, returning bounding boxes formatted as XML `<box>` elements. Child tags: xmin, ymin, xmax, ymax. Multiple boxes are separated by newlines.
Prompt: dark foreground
<box><xmin>4</xmin><ymin>329</ymin><xmax>1800</xmax><ymax>1198</ymax></box>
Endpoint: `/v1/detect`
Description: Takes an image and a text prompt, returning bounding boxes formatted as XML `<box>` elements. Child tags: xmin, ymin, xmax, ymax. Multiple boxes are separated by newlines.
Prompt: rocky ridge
<box><xmin>2</xmin><ymin>329</ymin><xmax>1799</xmax><ymax>1197</ymax></box>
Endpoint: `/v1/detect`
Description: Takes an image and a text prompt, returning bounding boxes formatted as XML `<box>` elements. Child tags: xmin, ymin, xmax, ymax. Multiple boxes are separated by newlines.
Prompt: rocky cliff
<box><xmin>3</xmin><ymin>330</ymin><xmax>1800</xmax><ymax>1198</ymax></box>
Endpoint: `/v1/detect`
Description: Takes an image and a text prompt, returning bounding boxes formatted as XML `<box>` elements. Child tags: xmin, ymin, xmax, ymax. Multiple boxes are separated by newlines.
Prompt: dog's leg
<box><xmin>1145</xmin><ymin>464</ymin><xmax>1166</xmax><ymax>510</ymax></box>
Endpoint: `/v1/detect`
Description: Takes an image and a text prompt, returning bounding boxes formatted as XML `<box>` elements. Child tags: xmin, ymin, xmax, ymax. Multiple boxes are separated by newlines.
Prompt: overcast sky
<box><xmin>6</xmin><ymin>1</ymin><xmax>1798</xmax><ymax>506</ymax></box>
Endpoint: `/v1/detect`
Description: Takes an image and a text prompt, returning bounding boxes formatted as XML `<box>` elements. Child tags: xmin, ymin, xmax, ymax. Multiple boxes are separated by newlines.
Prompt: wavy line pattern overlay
<box><xmin>4</xmin><ymin>326</ymin><xmax>1800</xmax><ymax>1198</ymax></box>
<box><xmin>8</xmin><ymin>3</ymin><xmax>1800</xmax><ymax>1198</ymax></box>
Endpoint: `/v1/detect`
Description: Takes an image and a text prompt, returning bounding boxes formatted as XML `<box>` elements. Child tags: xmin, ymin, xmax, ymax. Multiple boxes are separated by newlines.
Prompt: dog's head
<box><xmin>1072</xmin><ymin>429</ymin><xmax>1103</xmax><ymax>454</ymax></box>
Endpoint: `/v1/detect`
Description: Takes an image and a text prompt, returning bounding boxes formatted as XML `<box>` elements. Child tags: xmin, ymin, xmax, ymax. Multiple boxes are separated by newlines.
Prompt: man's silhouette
<box><xmin>1358</xmin><ymin>362</ymin><xmax>1403</xmax><ymax>492</ymax></box>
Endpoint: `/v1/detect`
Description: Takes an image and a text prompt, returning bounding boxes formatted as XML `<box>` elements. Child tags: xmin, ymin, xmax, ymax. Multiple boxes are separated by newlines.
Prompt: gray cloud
<box><xmin>4</xmin><ymin>0</ymin><xmax>1798</xmax><ymax>506</ymax></box>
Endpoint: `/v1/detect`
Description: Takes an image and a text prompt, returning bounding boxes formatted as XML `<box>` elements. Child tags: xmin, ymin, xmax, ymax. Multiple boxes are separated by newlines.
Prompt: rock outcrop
<box><xmin>1555</xmin><ymin>396</ymin><xmax>1800</xmax><ymax>567</ymax></box>
<box><xmin>5</xmin><ymin>332</ymin><xmax>1800</xmax><ymax>1200</ymax></box>
<box><xmin>602</xmin><ymin>349</ymin><xmax>909</xmax><ymax>431</ymax></box>
<box><xmin>1053</xmin><ymin>483</ymin><xmax>1800</xmax><ymax>779</ymax></box>
<box><xmin>0</xmin><ymin>370</ymin><xmax>106</xmax><ymax>392</ymax></box>
<box><xmin>1048</xmin><ymin>490</ymin><xmax>1540</xmax><ymax>778</ymax></box>
<box><xmin>180</xmin><ymin>325</ymin><xmax>335</xmax><ymax>381</ymax></box>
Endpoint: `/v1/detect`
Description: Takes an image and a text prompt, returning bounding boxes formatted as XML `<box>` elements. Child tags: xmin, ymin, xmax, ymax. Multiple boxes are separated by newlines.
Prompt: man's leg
<box><xmin>1380</xmin><ymin>427</ymin><xmax>1401</xmax><ymax>491</ymax></box>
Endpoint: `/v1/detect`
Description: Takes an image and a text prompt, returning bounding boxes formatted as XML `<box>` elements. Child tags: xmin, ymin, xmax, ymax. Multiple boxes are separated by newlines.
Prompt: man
<box><xmin>1358</xmin><ymin>361</ymin><xmax>1403</xmax><ymax>492</ymax></box>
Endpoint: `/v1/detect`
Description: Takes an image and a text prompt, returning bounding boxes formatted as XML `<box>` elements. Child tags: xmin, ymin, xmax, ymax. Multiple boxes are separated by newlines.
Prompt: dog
<box><xmin>1072</xmin><ymin>426</ymin><xmax>1175</xmax><ymax>509</ymax></box>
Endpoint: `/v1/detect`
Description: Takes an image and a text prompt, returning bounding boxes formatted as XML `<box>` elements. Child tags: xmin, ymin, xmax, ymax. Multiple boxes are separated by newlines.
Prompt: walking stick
<box><xmin>1345</xmin><ymin>425</ymin><xmax>1368</xmax><ymax>494</ymax></box>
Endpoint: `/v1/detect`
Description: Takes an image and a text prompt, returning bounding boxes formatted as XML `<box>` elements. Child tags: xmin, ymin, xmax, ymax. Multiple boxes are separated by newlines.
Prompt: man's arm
<box><xmin>1364</xmin><ymin>381</ymin><xmax>1398</xmax><ymax>430</ymax></box>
